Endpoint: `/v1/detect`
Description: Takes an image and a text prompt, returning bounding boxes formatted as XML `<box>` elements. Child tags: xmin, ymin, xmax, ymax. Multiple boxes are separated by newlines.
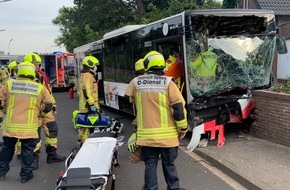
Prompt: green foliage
<box><xmin>272</xmin><ymin>78</ymin><xmax>290</xmax><ymax>94</ymax></box>
<box><xmin>53</xmin><ymin>0</ymin><xmax>222</xmax><ymax>52</ymax></box>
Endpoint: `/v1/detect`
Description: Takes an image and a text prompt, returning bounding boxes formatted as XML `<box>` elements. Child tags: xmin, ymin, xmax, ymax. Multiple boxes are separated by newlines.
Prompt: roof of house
<box><xmin>257</xmin><ymin>0</ymin><xmax>290</xmax><ymax>15</ymax></box>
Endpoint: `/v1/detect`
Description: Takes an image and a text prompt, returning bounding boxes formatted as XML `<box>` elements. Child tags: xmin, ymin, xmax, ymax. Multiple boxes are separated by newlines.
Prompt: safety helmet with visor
<box><xmin>24</xmin><ymin>52</ymin><xmax>42</xmax><ymax>65</ymax></box>
<box><xmin>17</xmin><ymin>61</ymin><xmax>36</xmax><ymax>79</ymax></box>
<box><xmin>8</xmin><ymin>61</ymin><xmax>19</xmax><ymax>77</ymax></box>
<box><xmin>143</xmin><ymin>51</ymin><xmax>165</xmax><ymax>71</ymax></box>
<box><xmin>82</xmin><ymin>56</ymin><xmax>99</xmax><ymax>69</ymax></box>
<box><xmin>134</xmin><ymin>58</ymin><xmax>145</xmax><ymax>75</ymax></box>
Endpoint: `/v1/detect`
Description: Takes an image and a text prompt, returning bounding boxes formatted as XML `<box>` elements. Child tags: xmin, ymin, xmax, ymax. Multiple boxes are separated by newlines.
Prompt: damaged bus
<box><xmin>73</xmin><ymin>9</ymin><xmax>287</xmax><ymax>151</ymax></box>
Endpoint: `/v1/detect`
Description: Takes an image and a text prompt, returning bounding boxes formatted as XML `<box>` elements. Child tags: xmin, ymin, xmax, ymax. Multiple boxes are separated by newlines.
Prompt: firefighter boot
<box><xmin>46</xmin><ymin>145</ymin><xmax>66</xmax><ymax>163</ymax></box>
<box><xmin>31</xmin><ymin>151</ymin><xmax>40</xmax><ymax>170</ymax></box>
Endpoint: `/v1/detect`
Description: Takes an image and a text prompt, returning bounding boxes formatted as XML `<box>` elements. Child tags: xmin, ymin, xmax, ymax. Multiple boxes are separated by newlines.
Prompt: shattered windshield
<box><xmin>186</xmin><ymin>14</ymin><xmax>276</xmax><ymax>97</ymax></box>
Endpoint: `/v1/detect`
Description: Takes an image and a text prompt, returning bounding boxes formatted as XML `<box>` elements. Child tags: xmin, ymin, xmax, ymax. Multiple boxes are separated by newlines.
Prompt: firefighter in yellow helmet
<box><xmin>78</xmin><ymin>55</ymin><xmax>100</xmax><ymax>144</ymax></box>
<box><xmin>134</xmin><ymin>58</ymin><xmax>145</xmax><ymax>76</ymax></box>
<box><xmin>131</xmin><ymin>58</ymin><xmax>146</xmax><ymax>128</ymax></box>
<box><xmin>164</xmin><ymin>48</ymin><xmax>184</xmax><ymax>92</ymax></box>
<box><xmin>0</xmin><ymin>61</ymin><xmax>52</xmax><ymax>183</ymax></box>
<box><xmin>0</xmin><ymin>61</ymin><xmax>19</xmax><ymax>146</ymax></box>
<box><xmin>0</xmin><ymin>66</ymin><xmax>10</xmax><ymax>147</ymax></box>
<box><xmin>8</xmin><ymin>61</ymin><xmax>20</xmax><ymax>79</ymax></box>
<box><xmin>21</xmin><ymin>52</ymin><xmax>66</xmax><ymax>169</ymax></box>
<box><xmin>0</xmin><ymin>66</ymin><xmax>9</xmax><ymax>85</ymax></box>
<box><xmin>125</xmin><ymin>50</ymin><xmax>188</xmax><ymax>190</ymax></box>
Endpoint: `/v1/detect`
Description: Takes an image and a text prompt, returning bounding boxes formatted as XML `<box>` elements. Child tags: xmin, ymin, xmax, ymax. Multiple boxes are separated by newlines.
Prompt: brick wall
<box><xmin>252</xmin><ymin>90</ymin><xmax>290</xmax><ymax>147</ymax></box>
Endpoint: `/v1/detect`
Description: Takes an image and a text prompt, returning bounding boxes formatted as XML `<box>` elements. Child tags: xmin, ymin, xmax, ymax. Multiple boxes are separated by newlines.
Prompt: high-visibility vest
<box><xmin>191</xmin><ymin>51</ymin><xmax>217</xmax><ymax>77</ymax></box>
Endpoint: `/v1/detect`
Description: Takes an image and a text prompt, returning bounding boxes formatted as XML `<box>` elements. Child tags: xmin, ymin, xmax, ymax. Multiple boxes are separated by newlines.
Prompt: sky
<box><xmin>0</xmin><ymin>0</ymin><xmax>75</xmax><ymax>55</ymax></box>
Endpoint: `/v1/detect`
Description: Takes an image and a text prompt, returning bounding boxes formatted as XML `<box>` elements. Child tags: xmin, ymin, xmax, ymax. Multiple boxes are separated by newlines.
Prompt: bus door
<box><xmin>90</xmin><ymin>50</ymin><xmax>104</xmax><ymax>103</ymax></box>
<box><xmin>153</xmin><ymin>37</ymin><xmax>185</xmax><ymax>95</ymax></box>
<box><xmin>43</xmin><ymin>54</ymin><xmax>56</xmax><ymax>81</ymax></box>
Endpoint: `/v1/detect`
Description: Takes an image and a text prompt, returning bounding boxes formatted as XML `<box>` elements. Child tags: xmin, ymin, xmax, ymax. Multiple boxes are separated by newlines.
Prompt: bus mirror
<box><xmin>276</xmin><ymin>37</ymin><xmax>288</xmax><ymax>54</ymax></box>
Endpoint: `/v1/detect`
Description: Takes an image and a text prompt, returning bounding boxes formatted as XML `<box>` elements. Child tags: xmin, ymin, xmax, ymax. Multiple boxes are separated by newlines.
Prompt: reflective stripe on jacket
<box><xmin>125</xmin><ymin>74</ymin><xmax>187</xmax><ymax>148</ymax></box>
<box><xmin>79</xmin><ymin>71</ymin><xmax>99</xmax><ymax>112</ymax></box>
<box><xmin>0</xmin><ymin>78</ymin><xmax>52</xmax><ymax>139</ymax></box>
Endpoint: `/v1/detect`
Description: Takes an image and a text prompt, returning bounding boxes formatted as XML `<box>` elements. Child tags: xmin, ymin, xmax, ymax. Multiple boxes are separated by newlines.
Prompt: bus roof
<box><xmin>103</xmin><ymin>25</ymin><xmax>146</xmax><ymax>39</ymax></box>
<box><xmin>185</xmin><ymin>9</ymin><xmax>275</xmax><ymax>16</ymax></box>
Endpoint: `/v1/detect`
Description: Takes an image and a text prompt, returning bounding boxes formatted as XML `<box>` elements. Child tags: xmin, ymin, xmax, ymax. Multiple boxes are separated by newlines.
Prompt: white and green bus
<box><xmin>73</xmin><ymin>9</ymin><xmax>287</xmax><ymax>150</ymax></box>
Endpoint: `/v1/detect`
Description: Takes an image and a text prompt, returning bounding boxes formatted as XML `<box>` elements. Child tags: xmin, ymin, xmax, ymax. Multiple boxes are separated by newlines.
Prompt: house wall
<box><xmin>252</xmin><ymin>90</ymin><xmax>290</xmax><ymax>147</ymax></box>
<box><xmin>277</xmin><ymin>40</ymin><xmax>290</xmax><ymax>80</ymax></box>
<box><xmin>239</xmin><ymin>0</ymin><xmax>290</xmax><ymax>82</ymax></box>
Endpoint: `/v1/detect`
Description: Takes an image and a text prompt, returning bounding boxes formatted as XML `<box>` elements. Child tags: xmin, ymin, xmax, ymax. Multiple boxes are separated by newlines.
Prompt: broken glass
<box><xmin>186</xmin><ymin>35</ymin><xmax>276</xmax><ymax>97</ymax></box>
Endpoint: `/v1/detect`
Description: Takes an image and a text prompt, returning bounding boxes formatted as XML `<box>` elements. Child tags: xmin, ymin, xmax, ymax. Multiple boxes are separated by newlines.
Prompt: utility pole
<box><xmin>8</xmin><ymin>38</ymin><xmax>13</xmax><ymax>55</ymax></box>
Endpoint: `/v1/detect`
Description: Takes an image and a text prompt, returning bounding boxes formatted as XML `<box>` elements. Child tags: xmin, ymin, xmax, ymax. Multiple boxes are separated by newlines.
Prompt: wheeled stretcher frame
<box><xmin>56</xmin><ymin>110</ymin><xmax>123</xmax><ymax>190</ymax></box>
<box><xmin>55</xmin><ymin>136</ymin><xmax>118</xmax><ymax>190</ymax></box>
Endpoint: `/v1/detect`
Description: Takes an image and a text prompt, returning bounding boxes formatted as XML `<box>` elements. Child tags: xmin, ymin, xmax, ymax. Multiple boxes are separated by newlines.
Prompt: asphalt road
<box><xmin>0</xmin><ymin>92</ymin><xmax>245</xmax><ymax>190</ymax></box>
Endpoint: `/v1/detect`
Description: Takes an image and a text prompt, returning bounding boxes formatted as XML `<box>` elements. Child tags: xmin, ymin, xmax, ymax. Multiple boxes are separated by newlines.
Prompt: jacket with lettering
<box><xmin>0</xmin><ymin>77</ymin><xmax>52</xmax><ymax>139</ymax></box>
<box><xmin>125</xmin><ymin>72</ymin><xmax>188</xmax><ymax>148</ymax></box>
<box><xmin>79</xmin><ymin>68</ymin><xmax>99</xmax><ymax>113</ymax></box>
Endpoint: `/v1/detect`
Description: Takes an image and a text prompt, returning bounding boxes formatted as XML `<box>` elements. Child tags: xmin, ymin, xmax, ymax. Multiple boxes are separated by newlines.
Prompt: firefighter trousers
<box><xmin>141</xmin><ymin>146</ymin><xmax>181</xmax><ymax>190</ymax></box>
<box><xmin>0</xmin><ymin>137</ymin><xmax>38</xmax><ymax>179</ymax></box>
<box><xmin>15</xmin><ymin>112</ymin><xmax>59</xmax><ymax>155</ymax></box>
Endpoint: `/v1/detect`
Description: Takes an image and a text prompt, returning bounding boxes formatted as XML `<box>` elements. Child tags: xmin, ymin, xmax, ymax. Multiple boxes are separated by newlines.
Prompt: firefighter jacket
<box><xmin>190</xmin><ymin>50</ymin><xmax>218</xmax><ymax>77</ymax></box>
<box><xmin>79</xmin><ymin>68</ymin><xmax>100</xmax><ymax>113</ymax></box>
<box><xmin>0</xmin><ymin>77</ymin><xmax>52</xmax><ymax>139</ymax></box>
<box><xmin>125</xmin><ymin>73</ymin><xmax>188</xmax><ymax>148</ymax></box>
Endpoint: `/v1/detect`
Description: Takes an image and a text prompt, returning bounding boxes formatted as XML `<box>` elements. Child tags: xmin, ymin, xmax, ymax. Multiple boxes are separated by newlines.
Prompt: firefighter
<box><xmin>165</xmin><ymin>48</ymin><xmax>180</xmax><ymax>69</ymax></box>
<box><xmin>134</xmin><ymin>58</ymin><xmax>145</xmax><ymax>76</ymax></box>
<box><xmin>23</xmin><ymin>52</ymin><xmax>66</xmax><ymax>169</ymax></box>
<box><xmin>78</xmin><ymin>55</ymin><xmax>100</xmax><ymax>144</ymax></box>
<box><xmin>0</xmin><ymin>62</ymin><xmax>19</xmax><ymax>148</ymax></box>
<box><xmin>164</xmin><ymin>48</ymin><xmax>184</xmax><ymax>92</ymax></box>
<box><xmin>125</xmin><ymin>51</ymin><xmax>188</xmax><ymax>190</ymax></box>
<box><xmin>131</xmin><ymin>58</ymin><xmax>145</xmax><ymax>132</ymax></box>
<box><xmin>8</xmin><ymin>61</ymin><xmax>33</xmax><ymax>156</ymax></box>
<box><xmin>0</xmin><ymin>66</ymin><xmax>9</xmax><ymax>147</ymax></box>
<box><xmin>8</xmin><ymin>61</ymin><xmax>19</xmax><ymax>79</ymax></box>
<box><xmin>0</xmin><ymin>62</ymin><xmax>52</xmax><ymax>183</ymax></box>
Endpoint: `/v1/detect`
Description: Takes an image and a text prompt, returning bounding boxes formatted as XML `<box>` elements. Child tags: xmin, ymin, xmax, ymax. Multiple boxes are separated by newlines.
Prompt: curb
<box><xmin>194</xmin><ymin>149</ymin><xmax>263</xmax><ymax>190</ymax></box>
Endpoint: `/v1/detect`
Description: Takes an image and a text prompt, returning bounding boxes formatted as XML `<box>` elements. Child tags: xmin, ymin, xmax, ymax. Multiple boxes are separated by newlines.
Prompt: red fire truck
<box><xmin>40</xmin><ymin>51</ymin><xmax>75</xmax><ymax>91</ymax></box>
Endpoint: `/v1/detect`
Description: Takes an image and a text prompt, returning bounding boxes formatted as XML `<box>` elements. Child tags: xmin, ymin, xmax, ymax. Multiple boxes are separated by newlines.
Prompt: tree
<box><xmin>53</xmin><ymin>0</ymin><xmax>222</xmax><ymax>52</ymax></box>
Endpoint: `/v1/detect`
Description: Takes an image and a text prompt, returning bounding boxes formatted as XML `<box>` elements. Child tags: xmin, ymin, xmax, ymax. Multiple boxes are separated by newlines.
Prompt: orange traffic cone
<box><xmin>69</xmin><ymin>88</ymin><xmax>74</xmax><ymax>99</ymax></box>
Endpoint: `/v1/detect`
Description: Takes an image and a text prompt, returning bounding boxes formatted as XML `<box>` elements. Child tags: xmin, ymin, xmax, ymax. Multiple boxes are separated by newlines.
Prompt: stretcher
<box><xmin>56</xmin><ymin>111</ymin><xmax>124</xmax><ymax>190</ymax></box>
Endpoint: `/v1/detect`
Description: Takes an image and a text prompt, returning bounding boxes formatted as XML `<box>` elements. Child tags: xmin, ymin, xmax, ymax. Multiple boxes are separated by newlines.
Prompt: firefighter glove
<box><xmin>128</xmin><ymin>133</ymin><xmax>137</xmax><ymax>153</ymax></box>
